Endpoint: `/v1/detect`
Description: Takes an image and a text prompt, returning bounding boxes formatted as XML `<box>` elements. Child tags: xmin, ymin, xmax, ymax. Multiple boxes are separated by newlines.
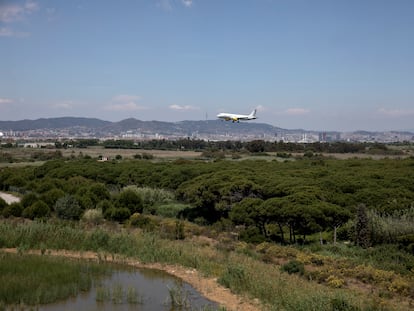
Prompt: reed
<box><xmin>0</xmin><ymin>252</ymin><xmax>107</xmax><ymax>306</ymax></box>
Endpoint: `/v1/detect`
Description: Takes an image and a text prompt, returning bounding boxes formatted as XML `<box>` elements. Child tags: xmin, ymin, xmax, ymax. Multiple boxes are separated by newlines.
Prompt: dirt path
<box><xmin>2</xmin><ymin>248</ymin><xmax>261</xmax><ymax>311</ymax></box>
<box><xmin>0</xmin><ymin>192</ymin><xmax>20</xmax><ymax>204</ymax></box>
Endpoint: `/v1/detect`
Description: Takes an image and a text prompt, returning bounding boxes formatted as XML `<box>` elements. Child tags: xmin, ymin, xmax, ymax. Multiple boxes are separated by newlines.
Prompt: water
<box><xmin>39</xmin><ymin>266</ymin><xmax>218</xmax><ymax>311</ymax></box>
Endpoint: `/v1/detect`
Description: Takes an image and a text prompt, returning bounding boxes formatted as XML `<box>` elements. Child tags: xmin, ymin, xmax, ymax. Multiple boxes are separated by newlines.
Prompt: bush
<box><xmin>3</xmin><ymin>202</ymin><xmax>24</xmax><ymax>218</ymax></box>
<box><xmin>129</xmin><ymin>213</ymin><xmax>156</xmax><ymax>231</ymax></box>
<box><xmin>141</xmin><ymin>153</ymin><xmax>153</xmax><ymax>160</ymax></box>
<box><xmin>152</xmin><ymin>203</ymin><xmax>188</xmax><ymax>218</ymax></box>
<box><xmin>115</xmin><ymin>189</ymin><xmax>143</xmax><ymax>214</ymax></box>
<box><xmin>96</xmin><ymin>200</ymin><xmax>114</xmax><ymax>213</ymax></box>
<box><xmin>280</xmin><ymin>260</ymin><xmax>305</xmax><ymax>275</ymax></box>
<box><xmin>21</xmin><ymin>193</ymin><xmax>38</xmax><ymax>208</ymax></box>
<box><xmin>104</xmin><ymin>207</ymin><xmax>131</xmax><ymax>222</ymax></box>
<box><xmin>330</xmin><ymin>297</ymin><xmax>359</xmax><ymax>311</ymax></box>
<box><xmin>55</xmin><ymin>195</ymin><xmax>82</xmax><ymax>220</ymax></box>
<box><xmin>218</xmin><ymin>265</ymin><xmax>247</xmax><ymax>292</ymax></box>
<box><xmin>123</xmin><ymin>186</ymin><xmax>174</xmax><ymax>210</ymax></box>
<box><xmin>85</xmin><ymin>229</ymin><xmax>110</xmax><ymax>250</ymax></box>
<box><xmin>22</xmin><ymin>201</ymin><xmax>50</xmax><ymax>219</ymax></box>
<box><xmin>239</xmin><ymin>226</ymin><xmax>266</xmax><ymax>244</ymax></box>
<box><xmin>40</xmin><ymin>188</ymin><xmax>65</xmax><ymax>209</ymax></box>
<box><xmin>0</xmin><ymin>197</ymin><xmax>7</xmax><ymax>211</ymax></box>
<box><xmin>82</xmin><ymin>209</ymin><xmax>104</xmax><ymax>225</ymax></box>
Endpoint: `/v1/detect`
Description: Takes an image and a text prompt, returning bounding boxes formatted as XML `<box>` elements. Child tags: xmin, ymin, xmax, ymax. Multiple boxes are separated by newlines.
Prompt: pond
<box><xmin>39</xmin><ymin>265</ymin><xmax>219</xmax><ymax>311</ymax></box>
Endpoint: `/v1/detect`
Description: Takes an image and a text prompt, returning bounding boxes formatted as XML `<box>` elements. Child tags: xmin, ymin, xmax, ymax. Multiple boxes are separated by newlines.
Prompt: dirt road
<box><xmin>0</xmin><ymin>192</ymin><xmax>20</xmax><ymax>204</ymax></box>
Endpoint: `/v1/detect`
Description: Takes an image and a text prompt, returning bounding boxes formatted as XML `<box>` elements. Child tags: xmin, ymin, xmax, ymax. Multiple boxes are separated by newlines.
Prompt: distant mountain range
<box><xmin>0</xmin><ymin>117</ymin><xmax>303</xmax><ymax>136</ymax></box>
<box><xmin>0</xmin><ymin>117</ymin><xmax>413</xmax><ymax>141</ymax></box>
<box><xmin>0</xmin><ymin>117</ymin><xmax>111</xmax><ymax>131</ymax></box>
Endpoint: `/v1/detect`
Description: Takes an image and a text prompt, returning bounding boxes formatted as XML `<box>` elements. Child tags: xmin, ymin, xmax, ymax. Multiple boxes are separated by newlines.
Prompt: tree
<box><xmin>21</xmin><ymin>193</ymin><xmax>38</xmax><ymax>209</ymax></box>
<box><xmin>230</xmin><ymin>198</ymin><xmax>266</xmax><ymax>236</ymax></box>
<box><xmin>55</xmin><ymin>195</ymin><xmax>82</xmax><ymax>220</ymax></box>
<box><xmin>115</xmin><ymin>189</ymin><xmax>143</xmax><ymax>214</ymax></box>
<box><xmin>3</xmin><ymin>202</ymin><xmax>23</xmax><ymax>217</ymax></box>
<box><xmin>355</xmin><ymin>203</ymin><xmax>371</xmax><ymax>248</ymax></box>
<box><xmin>0</xmin><ymin>197</ymin><xmax>7</xmax><ymax>212</ymax></box>
<box><xmin>40</xmin><ymin>188</ymin><xmax>65</xmax><ymax>209</ymax></box>
<box><xmin>88</xmin><ymin>183</ymin><xmax>110</xmax><ymax>204</ymax></box>
<box><xmin>262</xmin><ymin>198</ymin><xmax>287</xmax><ymax>243</ymax></box>
<box><xmin>245</xmin><ymin>140</ymin><xmax>265</xmax><ymax>153</ymax></box>
<box><xmin>320</xmin><ymin>203</ymin><xmax>351</xmax><ymax>245</ymax></box>
<box><xmin>96</xmin><ymin>199</ymin><xmax>114</xmax><ymax>213</ymax></box>
<box><xmin>104</xmin><ymin>207</ymin><xmax>131</xmax><ymax>222</ymax></box>
<box><xmin>22</xmin><ymin>201</ymin><xmax>50</xmax><ymax>219</ymax></box>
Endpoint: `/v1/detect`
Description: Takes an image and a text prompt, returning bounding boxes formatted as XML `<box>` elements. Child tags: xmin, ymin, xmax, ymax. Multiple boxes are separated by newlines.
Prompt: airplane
<box><xmin>216</xmin><ymin>109</ymin><xmax>257</xmax><ymax>123</ymax></box>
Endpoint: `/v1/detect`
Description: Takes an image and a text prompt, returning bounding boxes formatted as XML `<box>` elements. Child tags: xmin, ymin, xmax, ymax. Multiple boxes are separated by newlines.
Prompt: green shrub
<box><xmin>0</xmin><ymin>197</ymin><xmax>7</xmax><ymax>211</ymax></box>
<box><xmin>85</xmin><ymin>229</ymin><xmax>110</xmax><ymax>250</ymax></box>
<box><xmin>21</xmin><ymin>192</ymin><xmax>38</xmax><ymax>208</ymax></box>
<box><xmin>104</xmin><ymin>207</ymin><xmax>131</xmax><ymax>222</ymax></box>
<box><xmin>96</xmin><ymin>199</ymin><xmax>114</xmax><ymax>213</ymax></box>
<box><xmin>55</xmin><ymin>195</ymin><xmax>82</xmax><ymax>220</ymax></box>
<box><xmin>82</xmin><ymin>209</ymin><xmax>104</xmax><ymax>225</ymax></box>
<box><xmin>218</xmin><ymin>264</ymin><xmax>247</xmax><ymax>292</ymax></box>
<box><xmin>22</xmin><ymin>201</ymin><xmax>50</xmax><ymax>219</ymax></box>
<box><xmin>154</xmin><ymin>203</ymin><xmax>189</xmax><ymax>218</ymax></box>
<box><xmin>141</xmin><ymin>153</ymin><xmax>153</xmax><ymax>160</ymax></box>
<box><xmin>281</xmin><ymin>260</ymin><xmax>305</xmax><ymax>275</ymax></box>
<box><xmin>175</xmin><ymin>220</ymin><xmax>185</xmax><ymax>240</ymax></box>
<box><xmin>115</xmin><ymin>189</ymin><xmax>143</xmax><ymax>214</ymax></box>
<box><xmin>123</xmin><ymin>186</ymin><xmax>174</xmax><ymax>210</ymax></box>
<box><xmin>3</xmin><ymin>202</ymin><xmax>23</xmax><ymax>217</ymax></box>
<box><xmin>239</xmin><ymin>226</ymin><xmax>266</xmax><ymax>244</ymax></box>
<box><xmin>397</xmin><ymin>234</ymin><xmax>414</xmax><ymax>254</ymax></box>
<box><xmin>129</xmin><ymin>213</ymin><xmax>156</xmax><ymax>231</ymax></box>
<box><xmin>40</xmin><ymin>188</ymin><xmax>65</xmax><ymax>209</ymax></box>
<box><xmin>330</xmin><ymin>297</ymin><xmax>359</xmax><ymax>311</ymax></box>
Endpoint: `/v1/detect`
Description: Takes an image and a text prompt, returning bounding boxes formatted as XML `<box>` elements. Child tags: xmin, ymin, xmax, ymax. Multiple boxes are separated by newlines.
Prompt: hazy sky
<box><xmin>1</xmin><ymin>0</ymin><xmax>414</xmax><ymax>131</ymax></box>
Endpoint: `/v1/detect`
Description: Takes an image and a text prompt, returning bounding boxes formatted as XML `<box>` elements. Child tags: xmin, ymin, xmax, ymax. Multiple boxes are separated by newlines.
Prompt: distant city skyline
<box><xmin>1</xmin><ymin>0</ymin><xmax>414</xmax><ymax>132</ymax></box>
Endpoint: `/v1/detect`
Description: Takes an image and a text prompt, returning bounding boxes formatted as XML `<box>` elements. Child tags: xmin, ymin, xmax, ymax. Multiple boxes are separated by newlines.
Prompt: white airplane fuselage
<box><xmin>216</xmin><ymin>109</ymin><xmax>257</xmax><ymax>123</ymax></box>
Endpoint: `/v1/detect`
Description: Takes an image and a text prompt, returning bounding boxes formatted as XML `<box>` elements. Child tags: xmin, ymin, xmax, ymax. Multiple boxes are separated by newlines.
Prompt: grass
<box><xmin>0</xmin><ymin>219</ymin><xmax>412</xmax><ymax>310</ymax></box>
<box><xmin>0</xmin><ymin>252</ymin><xmax>108</xmax><ymax>306</ymax></box>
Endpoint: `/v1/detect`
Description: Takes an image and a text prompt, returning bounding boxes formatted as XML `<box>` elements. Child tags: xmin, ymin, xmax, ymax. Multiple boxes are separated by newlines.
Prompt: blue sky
<box><xmin>1</xmin><ymin>0</ymin><xmax>414</xmax><ymax>131</ymax></box>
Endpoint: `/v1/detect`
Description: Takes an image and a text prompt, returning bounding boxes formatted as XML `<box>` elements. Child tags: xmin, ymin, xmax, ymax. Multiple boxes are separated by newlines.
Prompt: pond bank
<box><xmin>1</xmin><ymin>248</ymin><xmax>261</xmax><ymax>311</ymax></box>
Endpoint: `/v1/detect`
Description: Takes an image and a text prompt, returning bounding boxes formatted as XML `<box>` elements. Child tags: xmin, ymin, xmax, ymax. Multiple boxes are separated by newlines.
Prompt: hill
<box><xmin>0</xmin><ymin>117</ymin><xmax>296</xmax><ymax>138</ymax></box>
<box><xmin>0</xmin><ymin>117</ymin><xmax>111</xmax><ymax>131</ymax></box>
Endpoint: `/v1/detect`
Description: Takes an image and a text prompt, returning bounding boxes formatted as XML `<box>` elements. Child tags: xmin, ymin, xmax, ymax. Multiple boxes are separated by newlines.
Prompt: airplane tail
<box><xmin>249</xmin><ymin>109</ymin><xmax>257</xmax><ymax>118</ymax></box>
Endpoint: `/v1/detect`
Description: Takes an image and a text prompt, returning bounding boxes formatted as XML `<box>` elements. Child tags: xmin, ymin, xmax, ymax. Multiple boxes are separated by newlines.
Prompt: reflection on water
<box><xmin>39</xmin><ymin>266</ymin><xmax>218</xmax><ymax>311</ymax></box>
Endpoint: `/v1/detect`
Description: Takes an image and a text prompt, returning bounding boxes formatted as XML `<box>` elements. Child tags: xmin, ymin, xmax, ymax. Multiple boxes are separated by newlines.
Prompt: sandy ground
<box><xmin>1</xmin><ymin>248</ymin><xmax>261</xmax><ymax>311</ymax></box>
<box><xmin>0</xmin><ymin>192</ymin><xmax>20</xmax><ymax>204</ymax></box>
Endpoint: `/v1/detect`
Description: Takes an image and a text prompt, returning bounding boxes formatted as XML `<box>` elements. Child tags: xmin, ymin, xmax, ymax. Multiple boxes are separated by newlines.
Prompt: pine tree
<box><xmin>355</xmin><ymin>203</ymin><xmax>371</xmax><ymax>248</ymax></box>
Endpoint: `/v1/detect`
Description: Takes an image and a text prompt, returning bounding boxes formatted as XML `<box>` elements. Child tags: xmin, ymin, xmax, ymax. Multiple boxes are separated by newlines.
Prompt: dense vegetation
<box><xmin>0</xmin><ymin>252</ymin><xmax>108</xmax><ymax>306</ymax></box>
<box><xmin>1</xmin><ymin>150</ymin><xmax>414</xmax><ymax>310</ymax></box>
<box><xmin>2</xmin><ymin>138</ymin><xmax>411</xmax><ymax>159</ymax></box>
<box><xmin>1</xmin><ymin>156</ymin><xmax>414</xmax><ymax>247</ymax></box>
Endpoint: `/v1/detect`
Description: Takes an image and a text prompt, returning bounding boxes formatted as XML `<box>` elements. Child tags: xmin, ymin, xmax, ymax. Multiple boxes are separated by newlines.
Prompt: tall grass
<box><xmin>368</xmin><ymin>208</ymin><xmax>414</xmax><ymax>244</ymax></box>
<box><xmin>0</xmin><ymin>220</ymin><xmax>407</xmax><ymax>310</ymax></box>
<box><xmin>0</xmin><ymin>252</ymin><xmax>108</xmax><ymax>305</ymax></box>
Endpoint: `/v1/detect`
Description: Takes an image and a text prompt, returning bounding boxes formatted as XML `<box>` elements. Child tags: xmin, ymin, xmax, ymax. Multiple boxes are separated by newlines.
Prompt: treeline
<box><xmin>86</xmin><ymin>139</ymin><xmax>406</xmax><ymax>155</ymax></box>
<box><xmin>2</xmin><ymin>138</ymin><xmax>409</xmax><ymax>155</ymax></box>
<box><xmin>0</xmin><ymin>157</ymin><xmax>414</xmax><ymax>250</ymax></box>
